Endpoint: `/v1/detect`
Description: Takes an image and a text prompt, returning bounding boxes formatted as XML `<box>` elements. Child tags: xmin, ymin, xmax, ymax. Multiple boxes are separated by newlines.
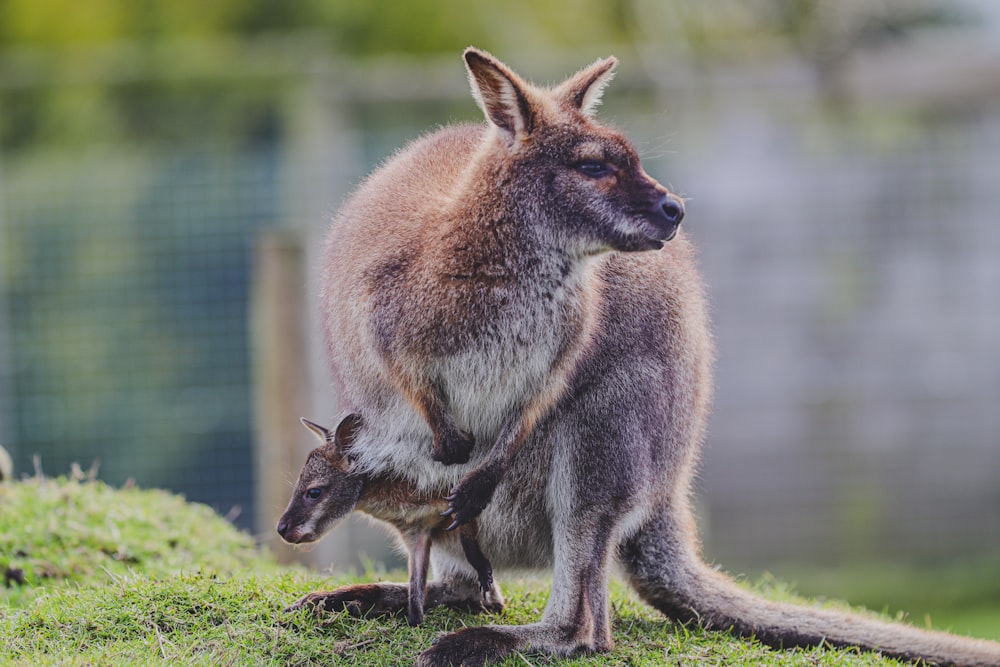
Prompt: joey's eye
<box><xmin>305</xmin><ymin>488</ymin><xmax>322</xmax><ymax>500</ymax></box>
<box><xmin>576</xmin><ymin>160</ymin><xmax>613</xmax><ymax>178</ymax></box>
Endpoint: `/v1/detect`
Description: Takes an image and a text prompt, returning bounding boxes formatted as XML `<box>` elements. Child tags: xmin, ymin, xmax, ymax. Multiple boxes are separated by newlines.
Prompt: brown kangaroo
<box><xmin>310</xmin><ymin>48</ymin><xmax>1000</xmax><ymax>666</ymax></box>
<box><xmin>277</xmin><ymin>414</ymin><xmax>498</xmax><ymax>627</ymax></box>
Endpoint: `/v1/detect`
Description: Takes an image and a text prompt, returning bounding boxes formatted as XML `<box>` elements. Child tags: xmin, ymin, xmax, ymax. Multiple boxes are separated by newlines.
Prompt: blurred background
<box><xmin>1</xmin><ymin>0</ymin><xmax>998</xmax><ymax>639</ymax></box>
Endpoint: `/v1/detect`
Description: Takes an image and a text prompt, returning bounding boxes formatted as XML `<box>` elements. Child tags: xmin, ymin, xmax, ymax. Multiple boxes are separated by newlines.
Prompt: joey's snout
<box><xmin>276</xmin><ymin>514</ymin><xmax>304</xmax><ymax>543</ymax></box>
<box><xmin>276</xmin><ymin>514</ymin><xmax>315</xmax><ymax>544</ymax></box>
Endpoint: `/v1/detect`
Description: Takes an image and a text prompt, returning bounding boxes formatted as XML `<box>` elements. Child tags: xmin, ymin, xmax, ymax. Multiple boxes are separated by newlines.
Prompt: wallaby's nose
<box><xmin>661</xmin><ymin>195</ymin><xmax>685</xmax><ymax>226</ymax></box>
<box><xmin>276</xmin><ymin>518</ymin><xmax>289</xmax><ymax>538</ymax></box>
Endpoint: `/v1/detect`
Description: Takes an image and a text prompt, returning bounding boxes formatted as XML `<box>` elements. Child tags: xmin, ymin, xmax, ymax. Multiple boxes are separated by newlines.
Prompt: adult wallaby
<box><xmin>322</xmin><ymin>47</ymin><xmax>684</xmax><ymax>530</ymax></box>
<box><xmin>313</xmin><ymin>48</ymin><xmax>1000</xmax><ymax>666</ymax></box>
<box><xmin>277</xmin><ymin>414</ymin><xmax>498</xmax><ymax>627</ymax></box>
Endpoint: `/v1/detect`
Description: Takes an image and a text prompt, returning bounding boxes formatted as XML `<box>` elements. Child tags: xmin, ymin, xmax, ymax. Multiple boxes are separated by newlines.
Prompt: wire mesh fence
<box><xmin>0</xmin><ymin>145</ymin><xmax>280</xmax><ymax>531</ymax></box>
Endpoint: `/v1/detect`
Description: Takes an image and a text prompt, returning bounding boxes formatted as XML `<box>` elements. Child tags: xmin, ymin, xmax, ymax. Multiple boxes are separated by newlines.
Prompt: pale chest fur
<box><xmin>344</xmin><ymin>260</ymin><xmax>601</xmax><ymax>492</ymax></box>
<box><xmin>369</xmin><ymin>250</ymin><xmax>597</xmax><ymax>438</ymax></box>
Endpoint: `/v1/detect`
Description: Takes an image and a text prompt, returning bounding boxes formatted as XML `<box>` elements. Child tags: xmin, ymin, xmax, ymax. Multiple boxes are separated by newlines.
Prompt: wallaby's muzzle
<box><xmin>661</xmin><ymin>195</ymin><xmax>685</xmax><ymax>227</ymax></box>
<box><xmin>656</xmin><ymin>194</ymin><xmax>685</xmax><ymax>242</ymax></box>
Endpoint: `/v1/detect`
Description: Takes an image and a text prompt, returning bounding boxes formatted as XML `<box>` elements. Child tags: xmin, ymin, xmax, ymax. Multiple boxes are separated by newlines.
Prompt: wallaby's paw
<box><xmin>442</xmin><ymin>462</ymin><xmax>503</xmax><ymax>530</ymax></box>
<box><xmin>414</xmin><ymin>627</ymin><xmax>521</xmax><ymax>667</ymax></box>
<box><xmin>432</xmin><ymin>429</ymin><xmax>475</xmax><ymax>466</ymax></box>
<box><xmin>477</xmin><ymin>566</ymin><xmax>494</xmax><ymax>595</ymax></box>
<box><xmin>284</xmin><ymin>583</ymin><xmax>405</xmax><ymax>618</ymax></box>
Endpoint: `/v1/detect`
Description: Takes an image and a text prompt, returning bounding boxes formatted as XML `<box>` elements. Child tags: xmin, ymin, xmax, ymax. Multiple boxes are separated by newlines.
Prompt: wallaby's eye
<box><xmin>305</xmin><ymin>487</ymin><xmax>322</xmax><ymax>500</ymax></box>
<box><xmin>576</xmin><ymin>160</ymin><xmax>613</xmax><ymax>178</ymax></box>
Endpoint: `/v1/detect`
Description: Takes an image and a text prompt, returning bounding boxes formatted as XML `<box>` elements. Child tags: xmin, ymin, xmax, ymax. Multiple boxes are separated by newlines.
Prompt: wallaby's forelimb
<box><xmin>406</xmin><ymin>378</ymin><xmax>475</xmax><ymax>466</ymax></box>
<box><xmin>458</xmin><ymin>525</ymin><xmax>493</xmax><ymax>594</ymax></box>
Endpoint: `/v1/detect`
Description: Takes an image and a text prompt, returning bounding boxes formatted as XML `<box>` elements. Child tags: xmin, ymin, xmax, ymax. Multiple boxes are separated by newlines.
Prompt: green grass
<box><xmin>760</xmin><ymin>559</ymin><xmax>1000</xmax><ymax>642</ymax></box>
<box><xmin>0</xmin><ymin>474</ymin><xmax>990</xmax><ymax>666</ymax></box>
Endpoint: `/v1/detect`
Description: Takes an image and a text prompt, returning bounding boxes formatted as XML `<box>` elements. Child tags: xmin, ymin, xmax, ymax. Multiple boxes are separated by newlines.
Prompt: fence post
<box><xmin>251</xmin><ymin>231</ymin><xmax>310</xmax><ymax>564</ymax></box>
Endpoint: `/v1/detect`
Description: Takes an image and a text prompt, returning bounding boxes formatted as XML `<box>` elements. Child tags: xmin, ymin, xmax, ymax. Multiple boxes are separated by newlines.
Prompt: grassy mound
<box><xmin>0</xmin><ymin>474</ymin><xmax>914</xmax><ymax>666</ymax></box>
<box><xmin>0</xmin><ymin>472</ymin><xmax>279</xmax><ymax>607</ymax></box>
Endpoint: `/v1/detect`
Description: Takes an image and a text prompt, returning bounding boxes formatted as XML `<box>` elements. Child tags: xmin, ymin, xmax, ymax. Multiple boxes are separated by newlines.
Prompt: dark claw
<box><xmin>440</xmin><ymin>466</ymin><xmax>501</xmax><ymax>530</ymax></box>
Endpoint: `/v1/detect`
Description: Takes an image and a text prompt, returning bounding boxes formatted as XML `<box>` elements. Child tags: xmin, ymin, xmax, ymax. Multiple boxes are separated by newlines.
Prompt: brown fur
<box><xmin>277</xmin><ymin>416</ymin><xmax>499</xmax><ymax>626</ymax></box>
<box><xmin>316</xmin><ymin>49</ymin><xmax>1000</xmax><ymax>666</ymax></box>
<box><xmin>322</xmin><ymin>47</ymin><xmax>684</xmax><ymax>529</ymax></box>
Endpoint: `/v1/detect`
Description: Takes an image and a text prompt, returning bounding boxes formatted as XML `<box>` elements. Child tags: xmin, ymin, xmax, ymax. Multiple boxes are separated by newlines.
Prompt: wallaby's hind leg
<box><xmin>417</xmin><ymin>499</ymin><xmax>619</xmax><ymax>665</ymax></box>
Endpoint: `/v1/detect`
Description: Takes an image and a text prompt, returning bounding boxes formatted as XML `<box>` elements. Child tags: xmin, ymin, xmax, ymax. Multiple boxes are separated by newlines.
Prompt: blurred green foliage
<box><xmin>0</xmin><ymin>0</ymin><xmax>631</xmax><ymax>52</ymax></box>
<box><xmin>0</xmin><ymin>0</ymin><xmax>966</xmax><ymax>152</ymax></box>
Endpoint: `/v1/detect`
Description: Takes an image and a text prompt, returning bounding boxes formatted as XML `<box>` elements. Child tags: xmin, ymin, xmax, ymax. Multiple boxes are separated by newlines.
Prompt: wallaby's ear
<box><xmin>332</xmin><ymin>413</ymin><xmax>364</xmax><ymax>455</ymax></box>
<box><xmin>464</xmin><ymin>47</ymin><xmax>534</xmax><ymax>140</ymax></box>
<box><xmin>300</xmin><ymin>417</ymin><xmax>333</xmax><ymax>445</ymax></box>
<box><xmin>555</xmin><ymin>56</ymin><xmax>618</xmax><ymax>117</ymax></box>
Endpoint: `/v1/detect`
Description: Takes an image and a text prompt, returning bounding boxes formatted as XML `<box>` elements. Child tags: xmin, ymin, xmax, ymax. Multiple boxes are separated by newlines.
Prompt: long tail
<box><xmin>619</xmin><ymin>511</ymin><xmax>1000</xmax><ymax>667</ymax></box>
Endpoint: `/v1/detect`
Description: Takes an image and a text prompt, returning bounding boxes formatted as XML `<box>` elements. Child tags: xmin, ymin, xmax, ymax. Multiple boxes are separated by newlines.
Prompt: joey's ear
<box><xmin>300</xmin><ymin>418</ymin><xmax>333</xmax><ymax>445</ymax></box>
<box><xmin>555</xmin><ymin>56</ymin><xmax>618</xmax><ymax>117</ymax></box>
<box><xmin>333</xmin><ymin>413</ymin><xmax>364</xmax><ymax>455</ymax></box>
<box><xmin>464</xmin><ymin>47</ymin><xmax>535</xmax><ymax>140</ymax></box>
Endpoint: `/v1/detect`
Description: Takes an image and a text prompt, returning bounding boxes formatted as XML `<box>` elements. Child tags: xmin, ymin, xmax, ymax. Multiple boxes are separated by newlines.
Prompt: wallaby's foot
<box><xmin>416</xmin><ymin>621</ymin><xmax>611</xmax><ymax>666</ymax></box>
<box><xmin>474</xmin><ymin>563</ymin><xmax>494</xmax><ymax>597</ymax></box>
<box><xmin>287</xmin><ymin>579</ymin><xmax>503</xmax><ymax>619</ymax></box>
<box><xmin>432</xmin><ymin>429</ymin><xmax>475</xmax><ymax>466</ymax></box>
<box><xmin>414</xmin><ymin>627</ymin><xmax>522</xmax><ymax>667</ymax></box>
<box><xmin>442</xmin><ymin>461</ymin><xmax>503</xmax><ymax>530</ymax></box>
<box><xmin>426</xmin><ymin>578</ymin><xmax>505</xmax><ymax>616</ymax></box>
<box><xmin>285</xmin><ymin>583</ymin><xmax>407</xmax><ymax>618</ymax></box>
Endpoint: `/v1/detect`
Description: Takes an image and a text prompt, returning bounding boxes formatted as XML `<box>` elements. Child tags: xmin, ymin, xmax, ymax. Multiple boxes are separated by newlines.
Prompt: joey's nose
<box><xmin>661</xmin><ymin>195</ymin><xmax>685</xmax><ymax>226</ymax></box>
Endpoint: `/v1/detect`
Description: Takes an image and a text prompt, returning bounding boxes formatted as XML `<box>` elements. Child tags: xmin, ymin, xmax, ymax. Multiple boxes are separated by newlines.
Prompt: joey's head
<box><xmin>276</xmin><ymin>414</ymin><xmax>365</xmax><ymax>545</ymax></box>
<box><xmin>464</xmin><ymin>47</ymin><xmax>685</xmax><ymax>257</ymax></box>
